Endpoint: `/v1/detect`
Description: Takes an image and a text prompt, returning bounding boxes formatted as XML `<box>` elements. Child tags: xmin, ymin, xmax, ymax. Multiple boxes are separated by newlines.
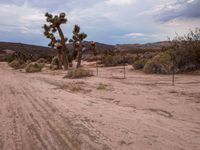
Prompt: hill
<box><xmin>0</xmin><ymin>41</ymin><xmax>115</xmax><ymax>55</ymax></box>
<box><xmin>0</xmin><ymin>42</ymin><xmax>56</xmax><ymax>55</ymax></box>
<box><xmin>0</xmin><ymin>41</ymin><xmax>171</xmax><ymax>62</ymax></box>
<box><xmin>116</xmin><ymin>41</ymin><xmax>170</xmax><ymax>53</ymax></box>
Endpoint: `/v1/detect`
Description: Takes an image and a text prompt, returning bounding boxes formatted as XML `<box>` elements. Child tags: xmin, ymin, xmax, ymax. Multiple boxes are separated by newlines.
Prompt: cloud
<box><xmin>125</xmin><ymin>33</ymin><xmax>145</xmax><ymax>37</ymax></box>
<box><xmin>106</xmin><ymin>0</ymin><xmax>135</xmax><ymax>5</ymax></box>
<box><xmin>156</xmin><ymin>0</ymin><xmax>200</xmax><ymax>22</ymax></box>
<box><xmin>0</xmin><ymin>3</ymin><xmax>45</xmax><ymax>34</ymax></box>
<box><xmin>0</xmin><ymin>0</ymin><xmax>199</xmax><ymax>45</ymax></box>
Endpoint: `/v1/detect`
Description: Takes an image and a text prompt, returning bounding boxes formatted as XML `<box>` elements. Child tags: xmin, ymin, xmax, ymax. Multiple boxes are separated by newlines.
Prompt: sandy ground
<box><xmin>0</xmin><ymin>62</ymin><xmax>200</xmax><ymax>150</ymax></box>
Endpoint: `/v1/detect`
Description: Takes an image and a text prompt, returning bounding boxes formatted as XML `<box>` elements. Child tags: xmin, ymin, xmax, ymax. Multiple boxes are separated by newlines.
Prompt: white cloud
<box><xmin>187</xmin><ymin>0</ymin><xmax>195</xmax><ymax>3</ymax></box>
<box><xmin>0</xmin><ymin>0</ymin><xmax>199</xmax><ymax>45</ymax></box>
<box><xmin>0</xmin><ymin>3</ymin><xmax>45</xmax><ymax>34</ymax></box>
<box><xmin>125</xmin><ymin>33</ymin><xmax>145</xmax><ymax>37</ymax></box>
<box><xmin>106</xmin><ymin>0</ymin><xmax>135</xmax><ymax>6</ymax></box>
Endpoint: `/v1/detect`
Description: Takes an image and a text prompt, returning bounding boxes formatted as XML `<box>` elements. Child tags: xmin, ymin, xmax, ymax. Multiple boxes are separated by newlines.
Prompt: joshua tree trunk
<box><xmin>57</xmin><ymin>50</ymin><xmax>62</xmax><ymax>69</ymax></box>
<box><xmin>57</xmin><ymin>26</ymin><xmax>69</xmax><ymax>70</ymax></box>
<box><xmin>76</xmin><ymin>43</ymin><xmax>83</xmax><ymax>68</ymax></box>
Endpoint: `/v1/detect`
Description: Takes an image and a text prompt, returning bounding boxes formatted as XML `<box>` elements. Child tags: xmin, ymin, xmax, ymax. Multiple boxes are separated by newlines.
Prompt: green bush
<box><xmin>103</xmin><ymin>55</ymin><xmax>115</xmax><ymax>66</ymax></box>
<box><xmin>133</xmin><ymin>59</ymin><xmax>147</xmax><ymax>70</ymax></box>
<box><xmin>9</xmin><ymin>59</ymin><xmax>26</xmax><ymax>69</ymax></box>
<box><xmin>101</xmin><ymin>54</ymin><xmax>136</xmax><ymax>66</ymax></box>
<box><xmin>144</xmin><ymin>51</ymin><xmax>172</xmax><ymax>74</ymax></box>
<box><xmin>65</xmin><ymin>68</ymin><xmax>93</xmax><ymax>78</ymax></box>
<box><xmin>102</xmin><ymin>54</ymin><xmax>126</xmax><ymax>67</ymax></box>
<box><xmin>25</xmin><ymin>62</ymin><xmax>44</xmax><ymax>73</ymax></box>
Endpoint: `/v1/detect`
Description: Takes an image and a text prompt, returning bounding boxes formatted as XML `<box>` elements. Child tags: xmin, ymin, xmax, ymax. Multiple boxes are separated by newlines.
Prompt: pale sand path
<box><xmin>0</xmin><ymin>62</ymin><xmax>200</xmax><ymax>150</ymax></box>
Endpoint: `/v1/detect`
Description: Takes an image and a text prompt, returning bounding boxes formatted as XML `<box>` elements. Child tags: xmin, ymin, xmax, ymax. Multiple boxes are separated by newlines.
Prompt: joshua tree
<box><xmin>43</xmin><ymin>12</ymin><xmax>69</xmax><ymax>70</ymax></box>
<box><xmin>69</xmin><ymin>25</ymin><xmax>87</xmax><ymax>68</ymax></box>
<box><xmin>90</xmin><ymin>41</ymin><xmax>96</xmax><ymax>55</ymax></box>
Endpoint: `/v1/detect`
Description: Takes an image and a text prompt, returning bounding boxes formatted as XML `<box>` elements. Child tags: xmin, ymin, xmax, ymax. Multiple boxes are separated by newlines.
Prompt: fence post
<box><xmin>96</xmin><ymin>62</ymin><xmax>98</xmax><ymax>76</ymax></box>
<box><xmin>172</xmin><ymin>56</ymin><xmax>175</xmax><ymax>86</ymax></box>
<box><xmin>123</xmin><ymin>56</ymin><xmax>126</xmax><ymax>79</ymax></box>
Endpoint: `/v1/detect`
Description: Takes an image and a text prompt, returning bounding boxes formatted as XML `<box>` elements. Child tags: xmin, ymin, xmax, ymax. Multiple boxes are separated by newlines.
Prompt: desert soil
<box><xmin>0</xmin><ymin>62</ymin><xmax>200</xmax><ymax>150</ymax></box>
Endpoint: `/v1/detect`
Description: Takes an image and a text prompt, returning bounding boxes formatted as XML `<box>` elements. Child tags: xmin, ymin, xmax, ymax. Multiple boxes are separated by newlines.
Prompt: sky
<box><xmin>0</xmin><ymin>0</ymin><xmax>199</xmax><ymax>46</ymax></box>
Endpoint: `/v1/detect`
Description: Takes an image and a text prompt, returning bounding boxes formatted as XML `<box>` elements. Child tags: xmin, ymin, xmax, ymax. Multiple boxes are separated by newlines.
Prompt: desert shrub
<box><xmin>25</xmin><ymin>62</ymin><xmax>44</xmax><ymax>73</ymax></box>
<box><xmin>26</xmin><ymin>59</ymin><xmax>32</xmax><ymax>65</ymax></box>
<box><xmin>4</xmin><ymin>54</ymin><xmax>16</xmax><ymax>63</ymax></box>
<box><xmin>143</xmin><ymin>52</ymin><xmax>155</xmax><ymax>59</ymax></box>
<box><xmin>83</xmin><ymin>55</ymin><xmax>102</xmax><ymax>62</ymax></box>
<box><xmin>102</xmin><ymin>54</ymin><xmax>126</xmax><ymax>67</ymax></box>
<box><xmin>133</xmin><ymin>59</ymin><xmax>147</xmax><ymax>70</ymax></box>
<box><xmin>50</xmin><ymin>56</ymin><xmax>60</xmax><ymax>70</ymax></box>
<box><xmin>143</xmin><ymin>51</ymin><xmax>172</xmax><ymax>74</ymax></box>
<box><xmin>102</xmin><ymin>54</ymin><xmax>116</xmax><ymax>66</ymax></box>
<box><xmin>39</xmin><ymin>54</ymin><xmax>54</xmax><ymax>63</ymax></box>
<box><xmin>36</xmin><ymin>58</ymin><xmax>47</xmax><ymax>64</ymax></box>
<box><xmin>51</xmin><ymin>56</ymin><xmax>59</xmax><ymax>65</ymax></box>
<box><xmin>101</xmin><ymin>53</ymin><xmax>136</xmax><ymax>66</ymax></box>
<box><xmin>124</xmin><ymin>55</ymin><xmax>136</xmax><ymax>64</ymax></box>
<box><xmin>65</xmin><ymin>68</ymin><xmax>93</xmax><ymax>78</ymax></box>
<box><xmin>168</xmin><ymin>28</ymin><xmax>200</xmax><ymax>72</ymax></box>
<box><xmin>9</xmin><ymin>59</ymin><xmax>26</xmax><ymax>69</ymax></box>
<box><xmin>97</xmin><ymin>83</ymin><xmax>107</xmax><ymax>90</ymax></box>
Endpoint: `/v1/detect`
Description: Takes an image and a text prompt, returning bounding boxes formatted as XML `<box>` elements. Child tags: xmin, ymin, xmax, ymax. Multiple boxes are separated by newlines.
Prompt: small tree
<box><xmin>43</xmin><ymin>12</ymin><xmax>69</xmax><ymax>70</ymax></box>
<box><xmin>69</xmin><ymin>25</ymin><xmax>87</xmax><ymax>68</ymax></box>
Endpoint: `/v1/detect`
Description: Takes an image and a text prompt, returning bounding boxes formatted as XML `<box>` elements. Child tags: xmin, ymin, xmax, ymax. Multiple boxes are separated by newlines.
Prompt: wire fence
<box><xmin>93</xmin><ymin>63</ymin><xmax>127</xmax><ymax>79</ymax></box>
<box><xmin>90</xmin><ymin>62</ymin><xmax>176</xmax><ymax>86</ymax></box>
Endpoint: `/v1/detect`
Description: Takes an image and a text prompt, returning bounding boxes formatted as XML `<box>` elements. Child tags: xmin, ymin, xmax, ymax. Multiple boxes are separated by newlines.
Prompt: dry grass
<box><xmin>97</xmin><ymin>83</ymin><xmax>107</xmax><ymax>90</ymax></box>
<box><xmin>57</xmin><ymin>82</ymin><xmax>91</xmax><ymax>93</ymax></box>
<box><xmin>69</xmin><ymin>85</ymin><xmax>83</xmax><ymax>92</ymax></box>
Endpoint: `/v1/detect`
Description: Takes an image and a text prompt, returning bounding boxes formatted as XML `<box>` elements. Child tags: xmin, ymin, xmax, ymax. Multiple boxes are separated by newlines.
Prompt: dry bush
<box><xmin>25</xmin><ymin>62</ymin><xmax>44</xmax><ymax>73</ymax></box>
<box><xmin>133</xmin><ymin>59</ymin><xmax>147</xmax><ymax>70</ymax></box>
<box><xmin>50</xmin><ymin>56</ymin><xmax>60</xmax><ymax>70</ymax></box>
<box><xmin>36</xmin><ymin>58</ymin><xmax>48</xmax><ymax>64</ymax></box>
<box><xmin>69</xmin><ymin>85</ymin><xmax>83</xmax><ymax>92</ymax></box>
<box><xmin>65</xmin><ymin>68</ymin><xmax>93</xmax><ymax>78</ymax></box>
<box><xmin>102</xmin><ymin>54</ymin><xmax>125</xmax><ymax>67</ymax></box>
<box><xmin>97</xmin><ymin>83</ymin><xmax>107</xmax><ymax>90</ymax></box>
<box><xmin>9</xmin><ymin>59</ymin><xmax>26</xmax><ymax>69</ymax></box>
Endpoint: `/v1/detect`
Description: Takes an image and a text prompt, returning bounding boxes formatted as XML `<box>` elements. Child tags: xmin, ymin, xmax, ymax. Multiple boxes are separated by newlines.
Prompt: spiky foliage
<box><xmin>91</xmin><ymin>41</ymin><xmax>97</xmax><ymax>56</ymax></box>
<box><xmin>69</xmin><ymin>25</ymin><xmax>87</xmax><ymax>68</ymax></box>
<box><xmin>43</xmin><ymin>12</ymin><xmax>69</xmax><ymax>70</ymax></box>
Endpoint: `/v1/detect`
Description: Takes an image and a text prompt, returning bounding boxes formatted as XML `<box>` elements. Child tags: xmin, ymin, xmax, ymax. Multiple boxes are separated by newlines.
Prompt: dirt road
<box><xmin>0</xmin><ymin>62</ymin><xmax>200</xmax><ymax>150</ymax></box>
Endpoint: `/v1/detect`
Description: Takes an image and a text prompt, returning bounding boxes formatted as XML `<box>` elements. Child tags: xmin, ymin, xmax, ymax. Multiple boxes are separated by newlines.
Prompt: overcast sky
<box><xmin>0</xmin><ymin>0</ymin><xmax>199</xmax><ymax>46</ymax></box>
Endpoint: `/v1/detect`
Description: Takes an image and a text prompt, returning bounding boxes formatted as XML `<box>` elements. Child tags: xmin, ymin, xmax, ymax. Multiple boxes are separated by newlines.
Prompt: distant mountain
<box><xmin>0</xmin><ymin>41</ymin><xmax>170</xmax><ymax>61</ymax></box>
<box><xmin>0</xmin><ymin>42</ymin><xmax>56</xmax><ymax>54</ymax></box>
<box><xmin>116</xmin><ymin>41</ymin><xmax>170</xmax><ymax>53</ymax></box>
<box><xmin>0</xmin><ymin>41</ymin><xmax>115</xmax><ymax>54</ymax></box>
